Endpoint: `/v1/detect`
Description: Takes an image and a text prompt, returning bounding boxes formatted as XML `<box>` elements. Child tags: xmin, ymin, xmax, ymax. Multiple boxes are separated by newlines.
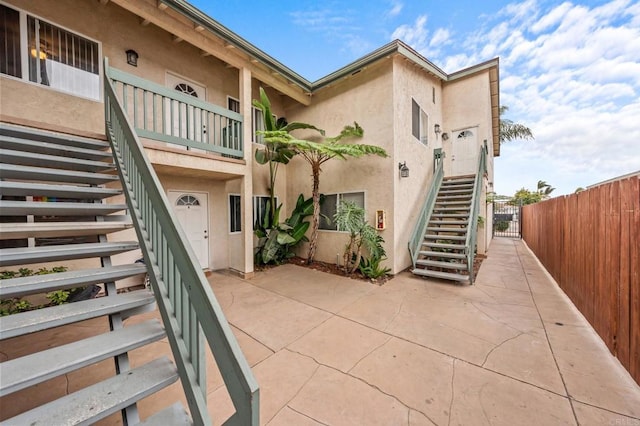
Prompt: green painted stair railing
<box><xmin>465</xmin><ymin>141</ymin><xmax>488</xmax><ymax>284</ymax></box>
<box><xmin>408</xmin><ymin>148</ymin><xmax>445</xmax><ymax>268</ymax></box>
<box><xmin>104</xmin><ymin>59</ymin><xmax>259</xmax><ymax>425</ymax></box>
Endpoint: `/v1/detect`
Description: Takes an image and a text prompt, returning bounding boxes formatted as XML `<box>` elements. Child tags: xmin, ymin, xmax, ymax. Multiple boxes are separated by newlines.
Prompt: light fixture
<box><xmin>434</xmin><ymin>124</ymin><xmax>441</xmax><ymax>134</ymax></box>
<box><xmin>398</xmin><ymin>161</ymin><xmax>410</xmax><ymax>178</ymax></box>
<box><xmin>442</xmin><ymin>132</ymin><xmax>449</xmax><ymax>141</ymax></box>
<box><xmin>126</xmin><ymin>49</ymin><xmax>139</xmax><ymax>67</ymax></box>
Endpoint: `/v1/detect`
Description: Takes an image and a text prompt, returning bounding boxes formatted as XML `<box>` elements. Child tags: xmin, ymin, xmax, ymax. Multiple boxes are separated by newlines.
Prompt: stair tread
<box><xmin>419</xmin><ymin>250</ymin><xmax>466</xmax><ymax>259</ymax></box>
<box><xmin>0</xmin><ymin>319</ymin><xmax>165</xmax><ymax>396</ymax></box>
<box><xmin>0</xmin><ymin>221</ymin><xmax>132</xmax><ymax>240</ymax></box>
<box><xmin>0</xmin><ymin>123</ymin><xmax>109</xmax><ymax>150</ymax></box>
<box><xmin>416</xmin><ymin>259</ymin><xmax>467</xmax><ymax>270</ymax></box>
<box><xmin>422</xmin><ymin>241</ymin><xmax>465</xmax><ymax>250</ymax></box>
<box><xmin>0</xmin><ymin>148</ymin><xmax>115</xmax><ymax>172</ymax></box>
<box><xmin>0</xmin><ymin>200</ymin><xmax>127</xmax><ymax>216</ymax></box>
<box><xmin>140</xmin><ymin>403</ymin><xmax>192</xmax><ymax>426</ymax></box>
<box><xmin>412</xmin><ymin>268</ymin><xmax>470</xmax><ymax>282</ymax></box>
<box><xmin>424</xmin><ymin>234</ymin><xmax>466</xmax><ymax>241</ymax></box>
<box><xmin>0</xmin><ymin>181</ymin><xmax>121</xmax><ymax>199</ymax></box>
<box><xmin>0</xmin><ymin>135</ymin><xmax>112</xmax><ymax>161</ymax></box>
<box><xmin>0</xmin><ymin>163</ymin><xmax>119</xmax><ymax>185</ymax></box>
<box><xmin>0</xmin><ymin>290</ymin><xmax>155</xmax><ymax>340</ymax></box>
<box><xmin>429</xmin><ymin>220</ymin><xmax>469</xmax><ymax>225</ymax></box>
<box><xmin>431</xmin><ymin>213</ymin><xmax>469</xmax><ymax>218</ymax></box>
<box><xmin>4</xmin><ymin>357</ymin><xmax>178</xmax><ymax>426</ymax></box>
<box><xmin>0</xmin><ymin>264</ymin><xmax>147</xmax><ymax>298</ymax></box>
<box><xmin>0</xmin><ymin>241</ymin><xmax>140</xmax><ymax>267</ymax></box>
<box><xmin>427</xmin><ymin>227</ymin><xmax>467</xmax><ymax>233</ymax></box>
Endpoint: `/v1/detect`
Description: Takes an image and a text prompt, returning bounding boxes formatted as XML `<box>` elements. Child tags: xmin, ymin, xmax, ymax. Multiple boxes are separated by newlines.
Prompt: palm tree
<box><xmin>499</xmin><ymin>106</ymin><xmax>534</xmax><ymax>144</ymax></box>
<box><xmin>536</xmin><ymin>180</ymin><xmax>555</xmax><ymax>199</ymax></box>
<box><xmin>253</xmin><ymin>88</ymin><xmax>322</xmax><ymax>227</ymax></box>
<box><xmin>262</xmin><ymin>123</ymin><xmax>387</xmax><ymax>263</ymax></box>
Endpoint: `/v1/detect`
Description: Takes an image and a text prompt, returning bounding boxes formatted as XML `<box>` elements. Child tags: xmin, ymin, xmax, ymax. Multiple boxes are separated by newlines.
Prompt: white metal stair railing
<box><xmin>104</xmin><ymin>60</ymin><xmax>259</xmax><ymax>425</ymax></box>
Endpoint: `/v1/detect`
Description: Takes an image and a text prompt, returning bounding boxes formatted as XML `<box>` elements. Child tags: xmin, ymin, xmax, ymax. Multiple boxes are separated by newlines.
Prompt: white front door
<box><xmin>451</xmin><ymin>128</ymin><xmax>479</xmax><ymax>176</ymax></box>
<box><xmin>165</xmin><ymin>73</ymin><xmax>206</xmax><ymax>147</ymax></box>
<box><xmin>168</xmin><ymin>191</ymin><xmax>209</xmax><ymax>268</ymax></box>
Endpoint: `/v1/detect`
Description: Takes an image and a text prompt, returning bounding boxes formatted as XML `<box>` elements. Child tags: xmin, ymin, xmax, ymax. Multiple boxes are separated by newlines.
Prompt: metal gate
<box><xmin>493</xmin><ymin>200</ymin><xmax>522</xmax><ymax>238</ymax></box>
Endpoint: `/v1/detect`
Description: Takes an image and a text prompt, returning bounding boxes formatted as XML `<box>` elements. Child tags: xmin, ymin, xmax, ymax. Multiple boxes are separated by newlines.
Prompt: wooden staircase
<box><xmin>412</xmin><ymin>175</ymin><xmax>475</xmax><ymax>283</ymax></box>
<box><xmin>0</xmin><ymin>123</ymin><xmax>191</xmax><ymax>424</ymax></box>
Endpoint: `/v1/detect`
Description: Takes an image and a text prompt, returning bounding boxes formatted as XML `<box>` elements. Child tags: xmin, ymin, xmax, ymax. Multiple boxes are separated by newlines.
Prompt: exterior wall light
<box><xmin>126</xmin><ymin>49</ymin><xmax>139</xmax><ymax>67</ymax></box>
<box><xmin>434</xmin><ymin>124</ymin><xmax>441</xmax><ymax>134</ymax></box>
<box><xmin>398</xmin><ymin>161</ymin><xmax>410</xmax><ymax>178</ymax></box>
<box><xmin>442</xmin><ymin>132</ymin><xmax>449</xmax><ymax>141</ymax></box>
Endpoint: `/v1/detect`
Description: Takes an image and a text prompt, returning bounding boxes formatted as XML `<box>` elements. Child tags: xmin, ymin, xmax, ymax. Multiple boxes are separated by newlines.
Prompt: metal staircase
<box><xmin>0</xmin><ymin>123</ymin><xmax>191</xmax><ymax>424</ymax></box>
<box><xmin>408</xmin><ymin>143</ymin><xmax>487</xmax><ymax>285</ymax></box>
<box><xmin>412</xmin><ymin>175</ymin><xmax>475</xmax><ymax>282</ymax></box>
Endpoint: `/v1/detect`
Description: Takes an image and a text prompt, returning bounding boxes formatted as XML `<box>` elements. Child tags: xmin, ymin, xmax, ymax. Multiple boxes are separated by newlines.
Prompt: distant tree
<box><xmin>510</xmin><ymin>188</ymin><xmax>543</xmax><ymax>205</ymax></box>
<box><xmin>499</xmin><ymin>106</ymin><xmax>534</xmax><ymax>144</ymax></box>
<box><xmin>575</xmin><ymin>187</ymin><xmax>585</xmax><ymax>194</ymax></box>
<box><xmin>536</xmin><ymin>180</ymin><xmax>555</xmax><ymax>199</ymax></box>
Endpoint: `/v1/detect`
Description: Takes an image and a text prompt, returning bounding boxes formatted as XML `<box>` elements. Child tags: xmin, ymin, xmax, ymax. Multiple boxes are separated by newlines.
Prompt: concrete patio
<box><xmin>2</xmin><ymin>238</ymin><xmax>639</xmax><ymax>425</ymax></box>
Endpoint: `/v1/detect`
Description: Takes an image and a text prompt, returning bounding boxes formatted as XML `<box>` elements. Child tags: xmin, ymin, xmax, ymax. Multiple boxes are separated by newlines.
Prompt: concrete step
<box><xmin>411</xmin><ymin>268</ymin><xmax>470</xmax><ymax>282</ymax></box>
<box><xmin>0</xmin><ymin>319</ymin><xmax>165</xmax><ymax>396</ymax></box>
<box><xmin>0</xmin><ymin>135</ymin><xmax>113</xmax><ymax>161</ymax></box>
<box><xmin>4</xmin><ymin>357</ymin><xmax>178</xmax><ymax>426</ymax></box>
<box><xmin>0</xmin><ymin>241</ymin><xmax>140</xmax><ymax>267</ymax></box>
<box><xmin>0</xmin><ymin>221</ymin><xmax>132</xmax><ymax>240</ymax></box>
<box><xmin>0</xmin><ymin>148</ymin><xmax>114</xmax><ymax>172</ymax></box>
<box><xmin>0</xmin><ymin>290</ymin><xmax>155</xmax><ymax>340</ymax></box>
<box><xmin>0</xmin><ymin>264</ymin><xmax>147</xmax><ymax>299</ymax></box>
<box><xmin>0</xmin><ymin>123</ymin><xmax>109</xmax><ymax>150</ymax></box>
<box><xmin>0</xmin><ymin>181</ymin><xmax>121</xmax><ymax>200</ymax></box>
<box><xmin>0</xmin><ymin>200</ymin><xmax>127</xmax><ymax>216</ymax></box>
<box><xmin>0</xmin><ymin>164</ymin><xmax>119</xmax><ymax>185</ymax></box>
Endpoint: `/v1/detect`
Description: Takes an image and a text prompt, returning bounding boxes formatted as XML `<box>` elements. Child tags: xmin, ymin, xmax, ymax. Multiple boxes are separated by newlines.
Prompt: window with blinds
<box><xmin>0</xmin><ymin>4</ymin><xmax>101</xmax><ymax>100</ymax></box>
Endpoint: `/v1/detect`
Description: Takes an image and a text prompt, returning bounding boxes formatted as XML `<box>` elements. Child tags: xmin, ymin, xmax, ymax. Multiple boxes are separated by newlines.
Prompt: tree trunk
<box><xmin>307</xmin><ymin>163</ymin><xmax>321</xmax><ymax>263</ymax></box>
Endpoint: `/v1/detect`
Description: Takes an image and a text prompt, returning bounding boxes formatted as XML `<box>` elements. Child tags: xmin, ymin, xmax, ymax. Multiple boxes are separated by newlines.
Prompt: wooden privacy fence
<box><xmin>522</xmin><ymin>175</ymin><xmax>639</xmax><ymax>385</ymax></box>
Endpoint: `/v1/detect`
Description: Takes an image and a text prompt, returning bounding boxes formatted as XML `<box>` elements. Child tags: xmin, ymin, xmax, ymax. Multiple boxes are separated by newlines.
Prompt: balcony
<box><xmin>106</xmin><ymin>62</ymin><xmax>243</xmax><ymax>159</ymax></box>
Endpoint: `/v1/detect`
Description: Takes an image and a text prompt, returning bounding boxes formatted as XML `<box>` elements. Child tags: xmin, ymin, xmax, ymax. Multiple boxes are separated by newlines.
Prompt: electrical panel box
<box><xmin>375</xmin><ymin>210</ymin><xmax>386</xmax><ymax>230</ymax></box>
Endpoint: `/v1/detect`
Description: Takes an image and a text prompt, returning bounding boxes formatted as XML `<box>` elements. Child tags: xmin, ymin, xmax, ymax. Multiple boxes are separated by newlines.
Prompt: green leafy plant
<box><xmin>254</xmin><ymin>194</ymin><xmax>321</xmax><ymax>265</ymax></box>
<box><xmin>494</xmin><ymin>221</ymin><xmax>510</xmax><ymax>232</ymax></box>
<box><xmin>334</xmin><ymin>201</ymin><xmax>390</xmax><ymax>278</ymax></box>
<box><xmin>0</xmin><ymin>266</ymin><xmax>79</xmax><ymax>316</ymax></box>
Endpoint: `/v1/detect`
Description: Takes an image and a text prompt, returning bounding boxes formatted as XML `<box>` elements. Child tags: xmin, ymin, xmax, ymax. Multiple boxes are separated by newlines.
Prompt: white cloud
<box><xmin>387</xmin><ymin>0</ymin><xmax>403</xmax><ymax>18</ymax></box>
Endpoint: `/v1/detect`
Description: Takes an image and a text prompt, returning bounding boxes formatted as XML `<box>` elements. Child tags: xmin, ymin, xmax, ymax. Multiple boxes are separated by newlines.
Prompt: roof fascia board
<box><xmin>160</xmin><ymin>0</ymin><xmax>312</xmax><ymax>90</ymax></box>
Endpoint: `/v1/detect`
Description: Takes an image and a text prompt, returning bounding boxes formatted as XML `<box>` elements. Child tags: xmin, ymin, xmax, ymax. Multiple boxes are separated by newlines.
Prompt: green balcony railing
<box><xmin>106</xmin><ymin>60</ymin><xmax>243</xmax><ymax>159</ymax></box>
<box><xmin>408</xmin><ymin>148</ymin><xmax>445</xmax><ymax>267</ymax></box>
<box><xmin>104</xmin><ymin>60</ymin><xmax>258</xmax><ymax>425</ymax></box>
<box><xmin>465</xmin><ymin>141</ymin><xmax>487</xmax><ymax>284</ymax></box>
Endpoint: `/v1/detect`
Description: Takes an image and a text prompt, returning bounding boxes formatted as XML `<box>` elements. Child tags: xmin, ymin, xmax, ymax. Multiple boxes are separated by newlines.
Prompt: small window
<box><xmin>175</xmin><ymin>83</ymin><xmax>198</xmax><ymax>97</ymax></box>
<box><xmin>229</xmin><ymin>194</ymin><xmax>241</xmax><ymax>233</ymax></box>
<box><xmin>411</xmin><ymin>99</ymin><xmax>429</xmax><ymax>146</ymax></box>
<box><xmin>319</xmin><ymin>192</ymin><xmax>365</xmax><ymax>231</ymax></box>
<box><xmin>0</xmin><ymin>5</ymin><xmax>21</xmax><ymax>78</ymax></box>
<box><xmin>176</xmin><ymin>195</ymin><xmax>200</xmax><ymax>206</ymax></box>
<box><xmin>432</xmin><ymin>87</ymin><xmax>436</xmax><ymax>104</ymax></box>
<box><xmin>228</xmin><ymin>96</ymin><xmax>240</xmax><ymax>113</ymax></box>
<box><xmin>253</xmin><ymin>195</ymin><xmax>278</xmax><ymax>229</ymax></box>
<box><xmin>458</xmin><ymin>130</ymin><xmax>474</xmax><ymax>138</ymax></box>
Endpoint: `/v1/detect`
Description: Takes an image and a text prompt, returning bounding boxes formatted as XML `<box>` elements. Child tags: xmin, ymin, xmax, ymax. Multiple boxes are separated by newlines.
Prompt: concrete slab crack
<box><xmin>480</xmin><ymin>331</ymin><xmax>525</xmax><ymax>367</ymax></box>
<box><xmin>448</xmin><ymin>359</ymin><xmax>456</xmax><ymax>426</ymax></box>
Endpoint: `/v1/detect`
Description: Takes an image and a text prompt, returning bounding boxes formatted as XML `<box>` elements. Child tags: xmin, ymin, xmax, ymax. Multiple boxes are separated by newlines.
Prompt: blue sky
<box><xmin>191</xmin><ymin>0</ymin><xmax>640</xmax><ymax>197</ymax></box>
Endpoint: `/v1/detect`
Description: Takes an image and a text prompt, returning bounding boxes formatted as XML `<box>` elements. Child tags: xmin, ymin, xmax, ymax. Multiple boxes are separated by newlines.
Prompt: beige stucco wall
<box><xmin>284</xmin><ymin>60</ymin><xmax>395</xmax><ymax>270</ymax></box>
<box><xmin>443</xmin><ymin>71</ymin><xmax>496</xmax><ymax>254</ymax></box>
<box><xmin>391</xmin><ymin>57</ymin><xmax>445</xmax><ymax>272</ymax></box>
